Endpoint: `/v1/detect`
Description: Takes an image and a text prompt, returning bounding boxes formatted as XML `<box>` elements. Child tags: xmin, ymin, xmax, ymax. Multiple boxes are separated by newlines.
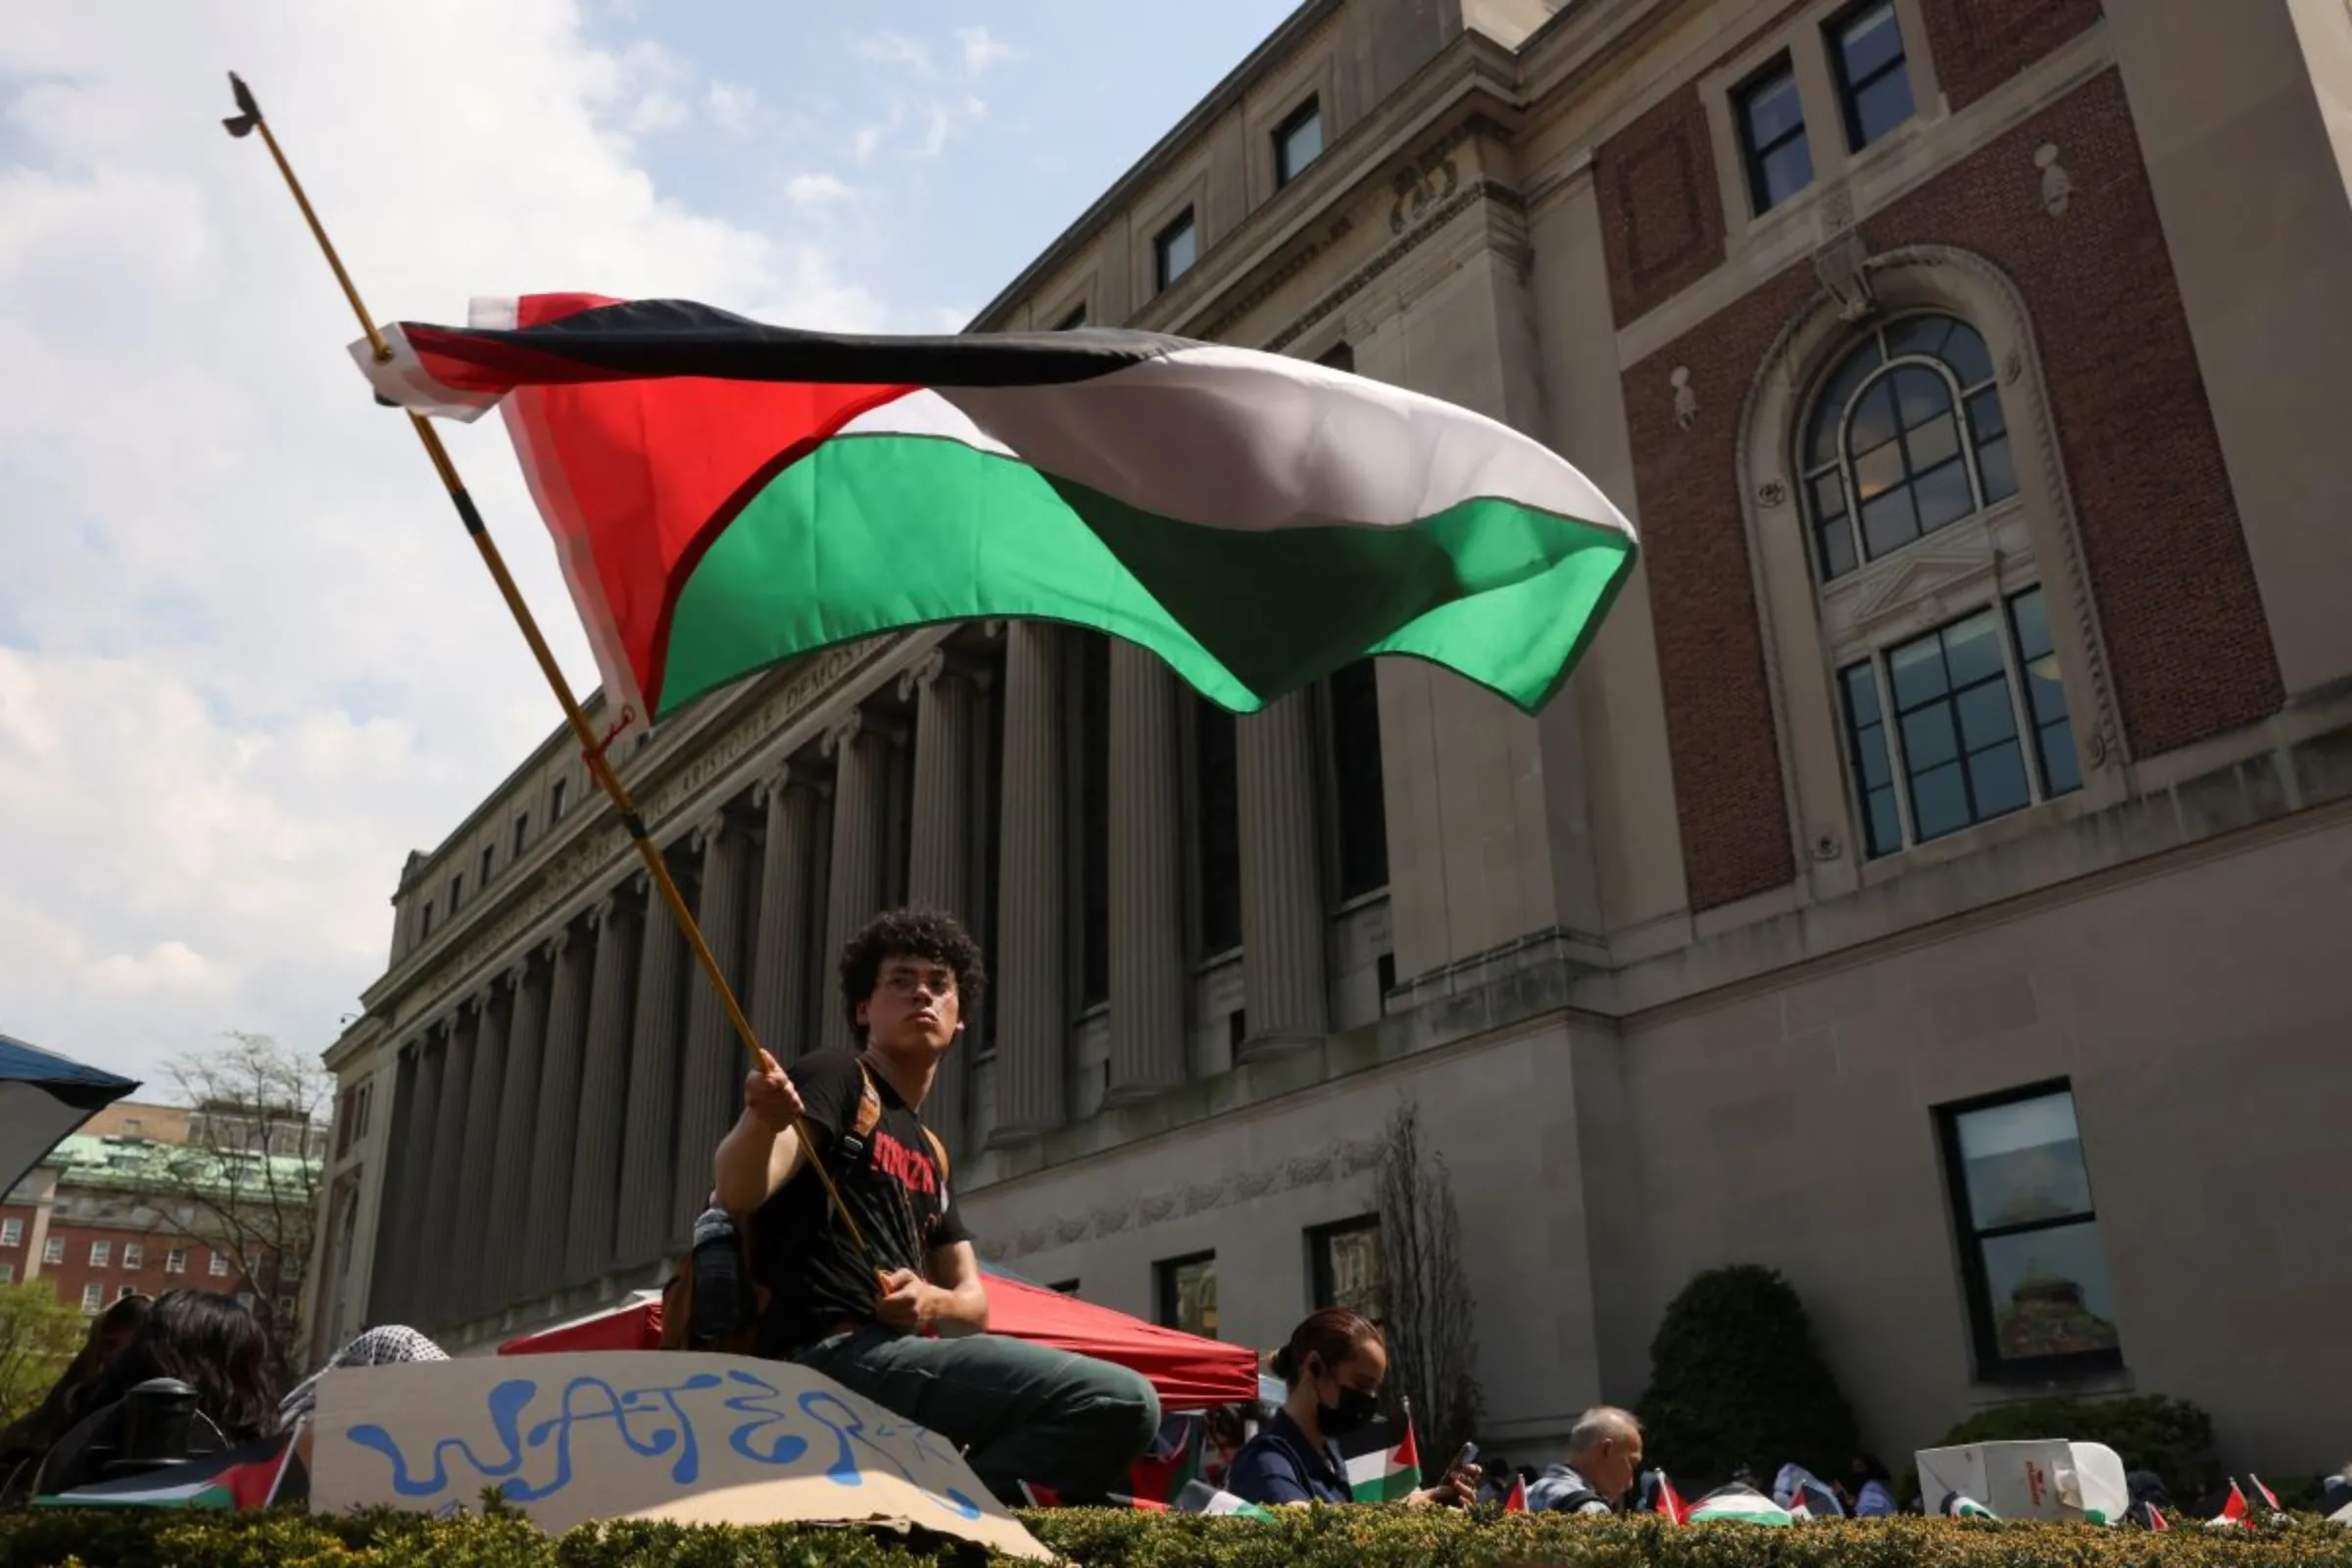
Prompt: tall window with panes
<box><xmin>1826</xmin><ymin>1</ymin><xmax>1914</xmax><ymax>152</ymax></box>
<box><xmin>1800</xmin><ymin>314</ymin><xmax>2080</xmax><ymax>857</ymax></box>
<box><xmin>1735</xmin><ymin>54</ymin><xmax>1812</xmax><ymax>214</ymax></box>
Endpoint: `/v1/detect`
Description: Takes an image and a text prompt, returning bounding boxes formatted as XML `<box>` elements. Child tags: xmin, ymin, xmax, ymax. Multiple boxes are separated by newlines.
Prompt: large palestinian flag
<box><xmin>355</xmin><ymin>297</ymin><xmax>1636</xmax><ymax>724</ymax></box>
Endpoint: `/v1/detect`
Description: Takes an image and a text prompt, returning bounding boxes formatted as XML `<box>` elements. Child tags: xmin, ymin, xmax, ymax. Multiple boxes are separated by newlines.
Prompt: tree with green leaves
<box><xmin>1636</xmin><ymin>1263</ymin><xmax>1860</xmax><ymax>1486</ymax></box>
<box><xmin>0</xmin><ymin>1279</ymin><xmax>91</xmax><ymax>1433</ymax></box>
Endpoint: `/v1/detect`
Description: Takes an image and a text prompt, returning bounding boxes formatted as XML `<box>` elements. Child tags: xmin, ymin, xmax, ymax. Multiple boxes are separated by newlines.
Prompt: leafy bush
<box><xmin>1915</xmin><ymin>1395</ymin><xmax>2216</xmax><ymax>1503</ymax></box>
<box><xmin>2</xmin><ymin>1503</ymin><xmax>2351</xmax><ymax>1568</ymax></box>
<box><xmin>1635</xmin><ymin>1264</ymin><xmax>1859</xmax><ymax>1485</ymax></box>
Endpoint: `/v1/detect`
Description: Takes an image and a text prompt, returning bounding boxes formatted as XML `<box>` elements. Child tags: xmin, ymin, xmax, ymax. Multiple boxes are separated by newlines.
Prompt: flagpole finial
<box><xmin>222</xmin><ymin>73</ymin><xmax>262</xmax><ymax>138</ymax></box>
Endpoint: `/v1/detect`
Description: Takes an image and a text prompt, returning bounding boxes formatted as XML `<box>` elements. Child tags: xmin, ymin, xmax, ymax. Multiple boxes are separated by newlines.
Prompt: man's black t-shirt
<box><xmin>747</xmin><ymin>1048</ymin><xmax>972</xmax><ymax>1357</ymax></box>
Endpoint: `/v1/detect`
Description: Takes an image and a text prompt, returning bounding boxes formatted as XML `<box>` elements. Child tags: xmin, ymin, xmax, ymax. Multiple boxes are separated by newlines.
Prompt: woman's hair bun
<box><xmin>1269</xmin><ymin>1345</ymin><xmax>1296</xmax><ymax>1382</ymax></box>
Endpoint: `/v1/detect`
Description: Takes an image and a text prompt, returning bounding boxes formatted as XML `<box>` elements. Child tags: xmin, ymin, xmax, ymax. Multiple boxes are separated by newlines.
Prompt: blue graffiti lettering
<box><xmin>502</xmin><ymin>1373</ymin><xmax>723</xmax><ymax>1497</ymax></box>
<box><xmin>720</xmin><ymin>1368</ymin><xmax>811</xmax><ymax>1466</ymax></box>
<box><xmin>796</xmin><ymin>1389</ymin><xmax>983</xmax><ymax>1520</ymax></box>
<box><xmin>346</xmin><ymin>1378</ymin><xmax>537</xmax><ymax>1495</ymax></box>
<box><xmin>342</xmin><ymin>1366</ymin><xmax>978</xmax><ymax>1520</ymax></box>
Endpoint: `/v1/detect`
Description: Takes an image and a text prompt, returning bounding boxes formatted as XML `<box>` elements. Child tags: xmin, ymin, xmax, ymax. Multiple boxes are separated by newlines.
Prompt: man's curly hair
<box><xmin>838</xmin><ymin>906</ymin><xmax>989</xmax><ymax>1040</ymax></box>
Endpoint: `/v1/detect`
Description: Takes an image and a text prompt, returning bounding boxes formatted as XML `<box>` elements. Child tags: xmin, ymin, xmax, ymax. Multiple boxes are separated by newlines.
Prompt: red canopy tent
<box><xmin>499</xmin><ymin>1271</ymin><xmax>1258</xmax><ymax>1413</ymax></box>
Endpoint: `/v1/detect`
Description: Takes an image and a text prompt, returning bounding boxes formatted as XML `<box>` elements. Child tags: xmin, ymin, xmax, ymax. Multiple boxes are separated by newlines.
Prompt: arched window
<box><xmin>1800</xmin><ymin>314</ymin><xmax>2017</xmax><ymax>582</ymax></box>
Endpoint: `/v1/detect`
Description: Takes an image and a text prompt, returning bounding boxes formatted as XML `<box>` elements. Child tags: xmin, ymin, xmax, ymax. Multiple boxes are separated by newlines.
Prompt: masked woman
<box><xmin>1226</xmin><ymin>1307</ymin><xmax>1477</xmax><ymax>1508</ymax></box>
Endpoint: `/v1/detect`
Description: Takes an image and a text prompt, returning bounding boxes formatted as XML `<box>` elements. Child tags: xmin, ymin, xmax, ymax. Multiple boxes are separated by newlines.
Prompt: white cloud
<box><xmin>706</xmin><ymin>79</ymin><xmax>756</xmax><ymax>136</ymax></box>
<box><xmin>0</xmin><ymin>1</ymin><xmax>886</xmax><ymax>1086</ymax></box>
<box><xmin>782</xmin><ymin>172</ymin><xmax>853</xmax><ymax>206</ymax></box>
<box><xmin>854</xmin><ymin>31</ymin><xmax>935</xmax><ymax>79</ymax></box>
<box><xmin>956</xmin><ymin>26</ymin><xmax>1022</xmax><ymax>79</ymax></box>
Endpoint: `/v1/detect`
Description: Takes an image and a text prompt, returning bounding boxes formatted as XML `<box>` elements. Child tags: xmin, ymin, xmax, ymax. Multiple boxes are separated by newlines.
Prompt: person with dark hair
<box><xmin>0</xmin><ymin>1294</ymin><xmax>151</xmax><ymax>1464</ymax></box>
<box><xmin>28</xmin><ymin>1291</ymin><xmax>279</xmax><ymax>1496</ymax></box>
<box><xmin>1226</xmin><ymin>1307</ymin><xmax>1479</xmax><ymax>1507</ymax></box>
<box><xmin>84</xmin><ymin>1290</ymin><xmax>280</xmax><ymax>1445</ymax></box>
<box><xmin>711</xmin><ymin>906</ymin><xmax>1158</xmax><ymax>1505</ymax></box>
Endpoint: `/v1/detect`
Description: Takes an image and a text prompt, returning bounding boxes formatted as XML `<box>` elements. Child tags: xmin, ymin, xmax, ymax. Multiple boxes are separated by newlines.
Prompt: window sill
<box><xmin>1963</xmin><ymin>1363</ymin><xmax>2134</xmax><ymax>1405</ymax></box>
<box><xmin>1853</xmin><ymin>785</ymin><xmax>2094</xmax><ymax>889</ymax></box>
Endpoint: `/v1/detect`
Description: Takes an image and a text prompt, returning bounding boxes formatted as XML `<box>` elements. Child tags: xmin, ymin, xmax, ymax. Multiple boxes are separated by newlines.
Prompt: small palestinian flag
<box><xmin>354</xmin><ymin>298</ymin><xmax>1638</xmax><ymax>729</ymax></box>
<box><xmin>2251</xmin><ymin>1475</ymin><xmax>2281</xmax><ymax>1512</ymax></box>
<box><xmin>1017</xmin><ymin>1481</ymin><xmax>1061</xmax><ymax>1509</ymax></box>
<box><xmin>1687</xmin><ymin>1485</ymin><xmax>1792</xmax><ymax>1525</ymax></box>
<box><xmin>37</xmin><ymin>1428</ymin><xmax>302</xmax><ymax>1511</ymax></box>
<box><xmin>2147</xmin><ymin>1504</ymin><xmax>2170</xmax><ymax>1531</ymax></box>
<box><xmin>1947</xmin><ymin>1494</ymin><xmax>1998</xmax><ymax>1519</ymax></box>
<box><xmin>1653</xmin><ymin>1474</ymin><xmax>1690</xmax><ymax>1525</ymax></box>
<box><xmin>1503</xmin><ymin>1475</ymin><xmax>1528</xmax><ymax>1513</ymax></box>
<box><xmin>1107</xmin><ymin>1494</ymin><xmax>1172</xmax><ymax>1512</ymax></box>
<box><xmin>1345</xmin><ymin>1421</ymin><xmax>1421</xmax><ymax>1503</ymax></box>
<box><xmin>1125</xmin><ymin>1414</ymin><xmax>1205</xmax><ymax>1505</ymax></box>
<box><xmin>2210</xmin><ymin>1481</ymin><xmax>2250</xmax><ymax>1527</ymax></box>
<box><xmin>1173</xmin><ymin>1479</ymin><xmax>1275</xmax><ymax>1519</ymax></box>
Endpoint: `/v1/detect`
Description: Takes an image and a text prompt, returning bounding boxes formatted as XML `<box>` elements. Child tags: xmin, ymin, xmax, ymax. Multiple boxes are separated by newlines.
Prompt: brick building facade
<box><xmin>321</xmin><ymin>0</ymin><xmax>2352</xmax><ymax>1477</ymax></box>
<box><xmin>1</xmin><ymin>1104</ymin><xmax>303</xmax><ymax>1329</ymax></box>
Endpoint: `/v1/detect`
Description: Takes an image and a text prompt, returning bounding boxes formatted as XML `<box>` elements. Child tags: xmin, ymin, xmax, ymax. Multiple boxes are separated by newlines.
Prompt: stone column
<box><xmin>990</xmin><ymin>623</ymin><xmax>1067</xmax><ymax>1142</ymax></box>
<box><xmin>483</xmin><ymin>950</ymin><xmax>553</xmax><ymax>1314</ymax></box>
<box><xmin>750</xmin><ymin>766</ymin><xmax>825</xmax><ymax>1060</ymax></box>
<box><xmin>449</xmin><ymin>979</ymin><xmax>514</xmax><ymax>1322</ymax></box>
<box><xmin>1237</xmin><ymin>691</ymin><xmax>1330</xmax><ymax>1053</ymax></box>
<box><xmin>521</xmin><ymin>920</ymin><xmax>593</xmax><ymax>1300</ymax></box>
<box><xmin>1107</xmin><ymin>641</ymin><xmax>1189</xmax><ymax>1102</ymax></box>
<box><xmin>615</xmin><ymin>864</ymin><xmax>690</xmax><ymax>1268</ymax></box>
<box><xmin>565</xmin><ymin>888</ymin><xmax>642</xmax><ymax>1287</ymax></box>
<box><xmin>674</xmin><ymin>810</ymin><xmax>759</xmax><ymax>1234</ymax></box>
<box><xmin>369</xmin><ymin>1035</ymin><xmax>430</xmax><ymax>1325</ymax></box>
<box><xmin>904</xmin><ymin>650</ymin><xmax>978</xmax><ymax>1144</ymax></box>
<box><xmin>415</xmin><ymin>1007</ymin><xmax>475</xmax><ymax>1331</ymax></box>
<box><xmin>820</xmin><ymin>710</ymin><xmax>892</xmax><ymax>1054</ymax></box>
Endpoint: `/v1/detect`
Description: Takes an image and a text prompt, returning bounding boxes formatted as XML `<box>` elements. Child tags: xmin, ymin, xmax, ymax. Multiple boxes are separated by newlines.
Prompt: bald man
<box><xmin>1528</xmin><ymin>1406</ymin><xmax>1644</xmax><ymax>1514</ymax></box>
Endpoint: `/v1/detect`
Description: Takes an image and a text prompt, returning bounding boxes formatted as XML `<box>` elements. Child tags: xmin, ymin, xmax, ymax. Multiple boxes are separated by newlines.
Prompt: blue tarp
<box><xmin>0</xmin><ymin>1031</ymin><xmax>138</xmax><ymax>1197</ymax></box>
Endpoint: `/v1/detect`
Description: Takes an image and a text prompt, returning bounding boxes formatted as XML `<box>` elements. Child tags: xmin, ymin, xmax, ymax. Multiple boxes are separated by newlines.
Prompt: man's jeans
<box><xmin>798</xmin><ymin>1326</ymin><xmax>1160</xmax><ymax>1505</ymax></box>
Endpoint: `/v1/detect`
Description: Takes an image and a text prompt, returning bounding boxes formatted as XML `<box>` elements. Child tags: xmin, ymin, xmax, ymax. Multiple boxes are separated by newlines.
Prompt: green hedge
<box><xmin>4</xmin><ymin>1504</ymin><xmax>2351</xmax><ymax>1568</ymax></box>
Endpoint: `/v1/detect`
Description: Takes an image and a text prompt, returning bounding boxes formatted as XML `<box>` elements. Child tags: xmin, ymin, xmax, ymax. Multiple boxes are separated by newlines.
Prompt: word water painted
<box><xmin>309</xmin><ymin>1350</ymin><xmax>1048</xmax><ymax>1559</ymax></box>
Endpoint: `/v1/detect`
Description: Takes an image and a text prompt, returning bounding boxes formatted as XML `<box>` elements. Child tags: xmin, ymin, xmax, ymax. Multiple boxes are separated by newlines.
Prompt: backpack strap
<box><xmin>833</xmin><ymin>1061</ymin><xmax>885</xmax><ymax>1173</ymax></box>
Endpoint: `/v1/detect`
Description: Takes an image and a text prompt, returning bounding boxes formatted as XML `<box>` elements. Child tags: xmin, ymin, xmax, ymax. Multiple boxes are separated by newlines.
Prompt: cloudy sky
<box><xmin>0</xmin><ymin>0</ymin><xmax>1294</xmax><ymax>1088</ymax></box>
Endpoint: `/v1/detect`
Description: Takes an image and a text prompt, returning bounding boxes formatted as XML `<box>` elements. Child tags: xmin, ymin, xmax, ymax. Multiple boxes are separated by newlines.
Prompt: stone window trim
<box><xmin>1242</xmin><ymin>46</ymin><xmax>1340</xmax><ymax>209</ymax></box>
<box><xmin>1152</xmin><ymin>206</ymin><xmax>1201</xmax><ymax>297</ymax></box>
<box><xmin>1272</xmin><ymin>95</ymin><xmax>1325</xmax><ymax>190</ymax></box>
<box><xmin>1698</xmin><ymin>0</ymin><xmax>1943</xmax><ymax>247</ymax></box>
<box><xmin>1735</xmin><ymin>245</ymin><xmax>2124</xmax><ymax>905</ymax></box>
<box><xmin>1134</xmin><ymin>169</ymin><xmax>1212</xmax><ymax>310</ymax></box>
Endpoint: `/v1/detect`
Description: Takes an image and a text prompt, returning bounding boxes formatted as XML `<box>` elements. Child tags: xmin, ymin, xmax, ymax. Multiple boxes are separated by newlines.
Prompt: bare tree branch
<box><xmin>1374</xmin><ymin>1099</ymin><xmax>1485</xmax><ymax>1461</ymax></box>
<box><xmin>150</xmin><ymin>1032</ymin><xmax>327</xmax><ymax>1387</ymax></box>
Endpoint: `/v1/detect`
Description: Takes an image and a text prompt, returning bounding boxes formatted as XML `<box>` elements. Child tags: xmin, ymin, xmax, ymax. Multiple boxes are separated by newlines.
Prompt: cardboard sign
<box><xmin>310</xmin><ymin>1350</ymin><xmax>1048</xmax><ymax>1558</ymax></box>
<box><xmin>1914</xmin><ymin>1440</ymin><xmax>2129</xmax><ymax>1523</ymax></box>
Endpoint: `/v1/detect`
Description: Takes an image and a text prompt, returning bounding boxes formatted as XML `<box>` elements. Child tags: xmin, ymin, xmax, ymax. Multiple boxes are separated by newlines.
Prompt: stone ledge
<box><xmin>963</xmin><ymin>713</ymin><xmax>2352</xmax><ymax>1196</ymax></box>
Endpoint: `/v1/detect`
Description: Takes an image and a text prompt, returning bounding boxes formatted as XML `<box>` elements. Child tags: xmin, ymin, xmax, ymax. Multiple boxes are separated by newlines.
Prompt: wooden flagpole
<box><xmin>220</xmin><ymin>73</ymin><xmax>872</xmax><ymax>1260</ymax></box>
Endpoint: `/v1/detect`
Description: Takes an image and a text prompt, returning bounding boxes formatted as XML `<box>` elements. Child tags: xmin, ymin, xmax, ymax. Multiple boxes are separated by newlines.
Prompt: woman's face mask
<box><xmin>1310</xmin><ymin>1357</ymin><xmax>1382</xmax><ymax>1435</ymax></box>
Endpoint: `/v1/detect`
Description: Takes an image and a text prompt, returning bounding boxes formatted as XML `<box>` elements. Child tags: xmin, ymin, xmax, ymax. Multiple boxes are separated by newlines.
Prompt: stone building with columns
<box><xmin>311</xmin><ymin>0</ymin><xmax>2352</xmax><ymax>1473</ymax></box>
